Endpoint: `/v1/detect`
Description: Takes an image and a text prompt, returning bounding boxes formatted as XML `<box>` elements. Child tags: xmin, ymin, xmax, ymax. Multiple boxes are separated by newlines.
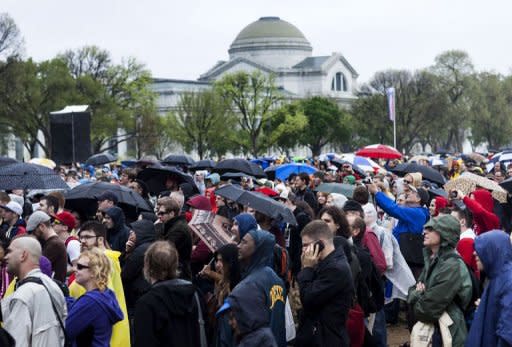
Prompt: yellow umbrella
<box><xmin>29</xmin><ymin>158</ymin><xmax>56</xmax><ymax>169</ymax></box>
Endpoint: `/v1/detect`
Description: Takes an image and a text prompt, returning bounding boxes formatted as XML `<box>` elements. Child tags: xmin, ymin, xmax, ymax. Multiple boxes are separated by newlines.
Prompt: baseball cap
<box><xmin>26</xmin><ymin>211</ymin><xmax>51</xmax><ymax>232</ymax></box>
<box><xmin>0</xmin><ymin>201</ymin><xmax>23</xmax><ymax>216</ymax></box>
<box><xmin>96</xmin><ymin>191</ymin><xmax>118</xmax><ymax>204</ymax></box>
<box><xmin>55</xmin><ymin>211</ymin><xmax>77</xmax><ymax>230</ymax></box>
<box><xmin>424</xmin><ymin>214</ymin><xmax>460</xmax><ymax>234</ymax></box>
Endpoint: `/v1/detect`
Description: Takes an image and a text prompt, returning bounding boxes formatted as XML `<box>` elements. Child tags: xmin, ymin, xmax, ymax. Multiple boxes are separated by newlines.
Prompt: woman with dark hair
<box><xmin>200</xmin><ymin>244</ymin><xmax>241</xmax><ymax>347</ymax></box>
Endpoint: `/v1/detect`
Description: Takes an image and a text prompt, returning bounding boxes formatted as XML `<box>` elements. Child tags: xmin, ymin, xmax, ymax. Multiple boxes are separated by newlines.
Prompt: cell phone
<box><xmin>450</xmin><ymin>191</ymin><xmax>458</xmax><ymax>199</ymax></box>
<box><xmin>314</xmin><ymin>240</ymin><xmax>325</xmax><ymax>252</ymax></box>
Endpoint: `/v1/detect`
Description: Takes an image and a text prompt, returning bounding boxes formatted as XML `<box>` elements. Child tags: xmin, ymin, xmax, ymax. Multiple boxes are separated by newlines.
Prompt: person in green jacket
<box><xmin>408</xmin><ymin>215</ymin><xmax>473</xmax><ymax>347</ymax></box>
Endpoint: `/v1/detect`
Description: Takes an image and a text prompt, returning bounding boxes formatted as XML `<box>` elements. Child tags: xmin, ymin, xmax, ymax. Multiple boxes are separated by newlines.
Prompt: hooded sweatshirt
<box><xmin>66</xmin><ymin>289</ymin><xmax>124</xmax><ymax>347</ymax></box>
<box><xmin>134</xmin><ymin>278</ymin><xmax>202</xmax><ymax>347</ymax></box>
<box><xmin>463</xmin><ymin>189</ymin><xmax>500</xmax><ymax>235</ymax></box>
<box><xmin>466</xmin><ymin>230</ymin><xmax>512</xmax><ymax>347</ymax></box>
<box><xmin>104</xmin><ymin>207</ymin><xmax>130</xmax><ymax>253</ymax></box>
<box><xmin>122</xmin><ymin>219</ymin><xmax>155</xmax><ymax>311</ymax></box>
<box><xmin>228</xmin><ymin>281</ymin><xmax>277</xmax><ymax>347</ymax></box>
<box><xmin>233</xmin><ymin>213</ymin><xmax>258</xmax><ymax>241</ymax></box>
<box><xmin>237</xmin><ymin>229</ymin><xmax>286</xmax><ymax>347</ymax></box>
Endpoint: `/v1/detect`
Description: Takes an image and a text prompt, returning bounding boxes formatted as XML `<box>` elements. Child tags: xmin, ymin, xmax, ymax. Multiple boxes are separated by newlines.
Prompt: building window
<box><xmin>331</xmin><ymin>72</ymin><xmax>347</xmax><ymax>92</ymax></box>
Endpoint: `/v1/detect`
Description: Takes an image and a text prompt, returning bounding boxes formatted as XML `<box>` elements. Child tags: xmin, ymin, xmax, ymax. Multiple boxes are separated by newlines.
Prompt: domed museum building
<box><xmin>152</xmin><ymin>16</ymin><xmax>359</xmax><ymax>113</ymax></box>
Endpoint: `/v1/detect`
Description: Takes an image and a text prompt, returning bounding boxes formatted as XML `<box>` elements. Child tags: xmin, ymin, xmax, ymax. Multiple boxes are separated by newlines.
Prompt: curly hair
<box><xmin>79</xmin><ymin>248</ymin><xmax>111</xmax><ymax>291</ymax></box>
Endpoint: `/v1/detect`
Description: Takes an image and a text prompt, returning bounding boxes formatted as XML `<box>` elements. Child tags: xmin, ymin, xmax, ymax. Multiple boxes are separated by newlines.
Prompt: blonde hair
<box><xmin>79</xmin><ymin>248</ymin><xmax>111</xmax><ymax>291</ymax></box>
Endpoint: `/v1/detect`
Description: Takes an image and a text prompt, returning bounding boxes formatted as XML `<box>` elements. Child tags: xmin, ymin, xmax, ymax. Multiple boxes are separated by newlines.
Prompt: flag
<box><xmin>386</xmin><ymin>87</ymin><xmax>395</xmax><ymax>121</ymax></box>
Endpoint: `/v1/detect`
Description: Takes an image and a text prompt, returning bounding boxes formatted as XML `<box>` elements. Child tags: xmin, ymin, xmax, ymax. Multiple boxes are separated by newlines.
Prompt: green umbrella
<box><xmin>314</xmin><ymin>183</ymin><xmax>355</xmax><ymax>198</ymax></box>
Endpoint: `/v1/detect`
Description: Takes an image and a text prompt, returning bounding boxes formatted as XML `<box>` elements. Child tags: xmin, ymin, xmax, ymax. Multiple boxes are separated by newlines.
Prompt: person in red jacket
<box><xmin>455</xmin><ymin>188</ymin><xmax>500</xmax><ymax>235</ymax></box>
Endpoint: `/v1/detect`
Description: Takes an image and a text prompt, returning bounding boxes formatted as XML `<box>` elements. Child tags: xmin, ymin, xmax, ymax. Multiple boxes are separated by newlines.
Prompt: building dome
<box><xmin>228</xmin><ymin>17</ymin><xmax>312</xmax><ymax>69</ymax></box>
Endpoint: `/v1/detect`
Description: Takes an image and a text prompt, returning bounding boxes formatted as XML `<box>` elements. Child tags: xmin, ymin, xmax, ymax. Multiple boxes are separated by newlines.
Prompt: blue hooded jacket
<box><xmin>237</xmin><ymin>229</ymin><xmax>286</xmax><ymax>347</ymax></box>
<box><xmin>233</xmin><ymin>213</ymin><xmax>258</xmax><ymax>241</ymax></box>
<box><xmin>66</xmin><ymin>288</ymin><xmax>124</xmax><ymax>347</ymax></box>
<box><xmin>466</xmin><ymin>230</ymin><xmax>512</xmax><ymax>347</ymax></box>
<box><xmin>375</xmin><ymin>191</ymin><xmax>429</xmax><ymax>239</ymax></box>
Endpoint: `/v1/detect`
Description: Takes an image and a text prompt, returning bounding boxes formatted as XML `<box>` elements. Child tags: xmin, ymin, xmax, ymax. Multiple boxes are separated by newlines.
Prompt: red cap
<box><xmin>55</xmin><ymin>211</ymin><xmax>77</xmax><ymax>230</ymax></box>
<box><xmin>186</xmin><ymin>195</ymin><xmax>212</xmax><ymax>211</ymax></box>
<box><xmin>256</xmin><ymin>186</ymin><xmax>278</xmax><ymax>197</ymax></box>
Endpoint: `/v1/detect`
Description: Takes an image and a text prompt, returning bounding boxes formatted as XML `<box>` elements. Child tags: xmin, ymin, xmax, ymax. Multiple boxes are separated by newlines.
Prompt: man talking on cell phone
<box><xmin>296</xmin><ymin>220</ymin><xmax>354</xmax><ymax>347</ymax></box>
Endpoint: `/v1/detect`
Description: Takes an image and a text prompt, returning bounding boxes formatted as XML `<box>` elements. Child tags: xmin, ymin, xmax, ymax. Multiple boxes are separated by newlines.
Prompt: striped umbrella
<box><xmin>341</xmin><ymin>154</ymin><xmax>384</xmax><ymax>173</ymax></box>
<box><xmin>486</xmin><ymin>150</ymin><xmax>512</xmax><ymax>172</ymax></box>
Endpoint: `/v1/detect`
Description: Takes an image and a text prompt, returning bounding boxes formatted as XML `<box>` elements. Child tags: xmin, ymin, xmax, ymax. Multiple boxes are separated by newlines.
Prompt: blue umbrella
<box><xmin>264</xmin><ymin>163</ymin><xmax>317</xmax><ymax>181</ymax></box>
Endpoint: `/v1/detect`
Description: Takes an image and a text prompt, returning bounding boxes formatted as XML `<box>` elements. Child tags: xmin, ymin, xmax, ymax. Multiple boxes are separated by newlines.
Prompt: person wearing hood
<box><xmin>466</xmin><ymin>230</ymin><xmax>512</xmax><ymax>347</ymax></box>
<box><xmin>103</xmin><ymin>207</ymin><xmax>130</xmax><ymax>253</ymax></box>
<box><xmin>237</xmin><ymin>228</ymin><xmax>286</xmax><ymax>347</ymax></box>
<box><xmin>407</xmin><ymin>215</ymin><xmax>473</xmax><ymax>347</ymax></box>
<box><xmin>231</xmin><ymin>213</ymin><xmax>258</xmax><ymax>243</ymax></box>
<box><xmin>121</xmin><ymin>219</ymin><xmax>155</xmax><ymax>317</ymax></box>
<box><xmin>155</xmin><ymin>197</ymin><xmax>193</xmax><ymax>280</ymax></box>
<box><xmin>66</xmin><ymin>248</ymin><xmax>124</xmax><ymax>347</ymax></box>
<box><xmin>217</xmin><ymin>280</ymin><xmax>277</xmax><ymax>347</ymax></box>
<box><xmin>458</xmin><ymin>188</ymin><xmax>500</xmax><ymax>235</ymax></box>
<box><xmin>134</xmin><ymin>241</ymin><xmax>206</xmax><ymax>347</ymax></box>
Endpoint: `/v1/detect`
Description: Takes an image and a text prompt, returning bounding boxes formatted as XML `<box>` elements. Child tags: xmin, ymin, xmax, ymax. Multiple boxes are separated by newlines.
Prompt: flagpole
<box><xmin>393</xmin><ymin>115</ymin><xmax>397</xmax><ymax>149</ymax></box>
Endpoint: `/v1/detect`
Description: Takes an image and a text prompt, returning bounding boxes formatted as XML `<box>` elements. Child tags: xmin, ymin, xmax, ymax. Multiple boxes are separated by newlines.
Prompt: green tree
<box><xmin>215</xmin><ymin>71</ymin><xmax>282</xmax><ymax>156</ymax></box>
<box><xmin>268</xmin><ymin>101</ymin><xmax>307</xmax><ymax>155</ymax></box>
<box><xmin>0</xmin><ymin>13</ymin><xmax>24</xmax><ymax>60</ymax></box>
<box><xmin>165</xmin><ymin>90</ymin><xmax>237</xmax><ymax>159</ymax></box>
<box><xmin>60</xmin><ymin>46</ymin><xmax>156</xmax><ymax>153</ymax></box>
<box><xmin>0</xmin><ymin>58</ymin><xmax>77</xmax><ymax>156</ymax></box>
<box><xmin>468</xmin><ymin>73</ymin><xmax>512</xmax><ymax>149</ymax></box>
<box><xmin>298</xmin><ymin>97</ymin><xmax>352</xmax><ymax>156</ymax></box>
<box><xmin>430</xmin><ymin>50</ymin><xmax>474</xmax><ymax>151</ymax></box>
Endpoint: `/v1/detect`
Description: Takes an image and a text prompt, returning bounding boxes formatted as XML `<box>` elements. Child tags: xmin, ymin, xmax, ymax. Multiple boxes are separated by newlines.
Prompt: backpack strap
<box><xmin>194</xmin><ymin>291</ymin><xmax>207</xmax><ymax>347</ymax></box>
<box><xmin>17</xmin><ymin>276</ymin><xmax>69</xmax><ymax>345</ymax></box>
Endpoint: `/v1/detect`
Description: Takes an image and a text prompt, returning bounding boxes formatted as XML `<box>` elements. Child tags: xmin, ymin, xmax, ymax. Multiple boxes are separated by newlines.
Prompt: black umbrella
<box><xmin>213</xmin><ymin>158</ymin><xmax>266</xmax><ymax>178</ymax></box>
<box><xmin>64</xmin><ymin>181</ymin><xmax>152</xmax><ymax>220</ymax></box>
<box><xmin>0</xmin><ymin>163</ymin><xmax>69</xmax><ymax>190</ymax></box>
<box><xmin>137</xmin><ymin>165</ymin><xmax>198</xmax><ymax>195</ymax></box>
<box><xmin>331</xmin><ymin>159</ymin><xmax>367</xmax><ymax>178</ymax></box>
<box><xmin>390</xmin><ymin>163</ymin><xmax>446</xmax><ymax>186</ymax></box>
<box><xmin>162</xmin><ymin>154</ymin><xmax>195</xmax><ymax>166</ymax></box>
<box><xmin>0</xmin><ymin>157</ymin><xmax>18</xmax><ymax>166</ymax></box>
<box><xmin>189</xmin><ymin>160</ymin><xmax>216</xmax><ymax>171</ymax></box>
<box><xmin>215</xmin><ymin>184</ymin><xmax>296</xmax><ymax>225</ymax></box>
<box><xmin>220</xmin><ymin>172</ymin><xmax>257</xmax><ymax>181</ymax></box>
<box><xmin>500</xmin><ymin>177</ymin><xmax>512</xmax><ymax>193</ymax></box>
<box><xmin>85</xmin><ymin>153</ymin><xmax>117</xmax><ymax>166</ymax></box>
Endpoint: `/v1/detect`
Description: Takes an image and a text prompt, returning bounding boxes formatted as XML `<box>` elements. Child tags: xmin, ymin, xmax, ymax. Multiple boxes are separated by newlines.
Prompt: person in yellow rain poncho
<box><xmin>69</xmin><ymin>221</ymin><xmax>130</xmax><ymax>347</ymax></box>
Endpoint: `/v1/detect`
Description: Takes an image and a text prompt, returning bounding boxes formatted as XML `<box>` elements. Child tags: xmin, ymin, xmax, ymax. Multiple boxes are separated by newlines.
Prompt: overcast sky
<box><xmin>4</xmin><ymin>0</ymin><xmax>511</xmax><ymax>83</ymax></box>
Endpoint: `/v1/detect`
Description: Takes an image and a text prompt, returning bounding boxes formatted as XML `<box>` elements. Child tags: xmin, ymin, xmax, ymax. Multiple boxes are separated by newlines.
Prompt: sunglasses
<box><xmin>53</xmin><ymin>219</ymin><xmax>61</xmax><ymax>225</ymax></box>
<box><xmin>76</xmin><ymin>263</ymin><xmax>90</xmax><ymax>270</ymax></box>
<box><xmin>157</xmin><ymin>211</ymin><xmax>169</xmax><ymax>216</ymax></box>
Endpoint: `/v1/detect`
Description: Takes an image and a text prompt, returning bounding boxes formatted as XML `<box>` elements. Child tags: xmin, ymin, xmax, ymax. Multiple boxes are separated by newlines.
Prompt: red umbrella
<box><xmin>356</xmin><ymin>144</ymin><xmax>402</xmax><ymax>159</ymax></box>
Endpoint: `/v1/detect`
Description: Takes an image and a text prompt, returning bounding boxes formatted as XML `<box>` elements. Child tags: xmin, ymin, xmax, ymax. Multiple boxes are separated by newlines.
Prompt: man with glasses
<box><xmin>70</xmin><ymin>221</ymin><xmax>131</xmax><ymax>347</ymax></box>
<box><xmin>296</xmin><ymin>220</ymin><xmax>354</xmax><ymax>347</ymax></box>
<box><xmin>155</xmin><ymin>197</ymin><xmax>192</xmax><ymax>280</ymax></box>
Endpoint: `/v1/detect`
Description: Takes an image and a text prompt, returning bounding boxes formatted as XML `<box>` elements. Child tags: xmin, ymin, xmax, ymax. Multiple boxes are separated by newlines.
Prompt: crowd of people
<box><xmin>0</xmin><ymin>152</ymin><xmax>511</xmax><ymax>347</ymax></box>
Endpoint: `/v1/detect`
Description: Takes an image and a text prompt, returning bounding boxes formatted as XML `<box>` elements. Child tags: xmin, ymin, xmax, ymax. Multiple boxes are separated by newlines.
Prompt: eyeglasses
<box><xmin>404</xmin><ymin>180</ymin><xmax>413</xmax><ymax>184</ymax></box>
<box><xmin>76</xmin><ymin>263</ymin><xmax>90</xmax><ymax>270</ymax></box>
<box><xmin>79</xmin><ymin>235</ymin><xmax>97</xmax><ymax>241</ymax></box>
<box><xmin>157</xmin><ymin>211</ymin><xmax>169</xmax><ymax>216</ymax></box>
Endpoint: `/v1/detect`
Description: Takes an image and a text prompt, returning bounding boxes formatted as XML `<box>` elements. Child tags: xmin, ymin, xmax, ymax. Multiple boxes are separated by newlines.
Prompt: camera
<box><xmin>362</xmin><ymin>177</ymin><xmax>373</xmax><ymax>184</ymax></box>
<box><xmin>450</xmin><ymin>191</ymin><xmax>458</xmax><ymax>199</ymax></box>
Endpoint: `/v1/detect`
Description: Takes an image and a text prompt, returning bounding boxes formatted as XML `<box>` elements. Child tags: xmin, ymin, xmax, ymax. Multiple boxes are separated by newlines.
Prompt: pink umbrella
<box><xmin>356</xmin><ymin>144</ymin><xmax>402</xmax><ymax>159</ymax></box>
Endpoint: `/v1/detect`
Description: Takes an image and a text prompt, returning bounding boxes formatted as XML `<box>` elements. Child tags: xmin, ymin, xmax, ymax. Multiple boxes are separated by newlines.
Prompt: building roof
<box><xmin>234</xmin><ymin>16</ymin><xmax>308</xmax><ymax>40</ymax></box>
<box><xmin>292</xmin><ymin>56</ymin><xmax>330</xmax><ymax>69</ymax></box>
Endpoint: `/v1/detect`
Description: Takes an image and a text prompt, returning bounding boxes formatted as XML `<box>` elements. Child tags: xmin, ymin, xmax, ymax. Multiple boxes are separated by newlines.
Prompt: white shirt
<box><xmin>460</xmin><ymin>228</ymin><xmax>476</xmax><ymax>240</ymax></box>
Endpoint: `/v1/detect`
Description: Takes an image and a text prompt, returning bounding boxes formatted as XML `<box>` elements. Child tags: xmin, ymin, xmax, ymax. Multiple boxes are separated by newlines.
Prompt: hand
<box><xmin>416</xmin><ymin>281</ymin><xmax>426</xmax><ymax>292</ymax></box>
<box><xmin>125</xmin><ymin>239</ymin><xmax>135</xmax><ymax>253</ymax></box>
<box><xmin>367</xmin><ymin>183</ymin><xmax>379</xmax><ymax>195</ymax></box>
<box><xmin>301</xmin><ymin>243</ymin><xmax>321</xmax><ymax>268</ymax></box>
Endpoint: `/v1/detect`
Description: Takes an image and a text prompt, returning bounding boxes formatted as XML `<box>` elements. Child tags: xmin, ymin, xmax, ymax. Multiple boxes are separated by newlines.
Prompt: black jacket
<box><xmin>289</xmin><ymin>207</ymin><xmax>311</xmax><ymax>277</ymax></box>
<box><xmin>156</xmin><ymin>215</ymin><xmax>192</xmax><ymax>279</ymax></box>
<box><xmin>121</xmin><ymin>219</ymin><xmax>155</xmax><ymax>312</ymax></box>
<box><xmin>105</xmin><ymin>207</ymin><xmax>130</xmax><ymax>253</ymax></box>
<box><xmin>296</xmin><ymin>248</ymin><xmax>354</xmax><ymax>347</ymax></box>
<box><xmin>134</xmin><ymin>278</ymin><xmax>202</xmax><ymax>347</ymax></box>
<box><xmin>294</xmin><ymin>187</ymin><xmax>318</xmax><ymax>211</ymax></box>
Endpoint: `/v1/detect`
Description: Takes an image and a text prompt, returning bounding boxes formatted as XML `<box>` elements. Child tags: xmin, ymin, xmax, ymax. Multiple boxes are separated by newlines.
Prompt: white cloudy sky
<box><xmin>3</xmin><ymin>0</ymin><xmax>510</xmax><ymax>83</ymax></box>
